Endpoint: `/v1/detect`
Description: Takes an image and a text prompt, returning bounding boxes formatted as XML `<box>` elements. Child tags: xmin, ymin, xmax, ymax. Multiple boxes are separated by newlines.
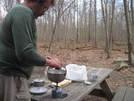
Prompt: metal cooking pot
<box><xmin>33</xmin><ymin>79</ymin><xmax>45</xmax><ymax>87</ymax></box>
<box><xmin>47</xmin><ymin>67</ymin><xmax>66</xmax><ymax>83</ymax></box>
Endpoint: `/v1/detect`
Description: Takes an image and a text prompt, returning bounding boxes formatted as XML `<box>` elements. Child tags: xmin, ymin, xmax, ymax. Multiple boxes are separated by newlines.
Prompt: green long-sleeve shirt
<box><xmin>0</xmin><ymin>4</ymin><xmax>46</xmax><ymax>79</ymax></box>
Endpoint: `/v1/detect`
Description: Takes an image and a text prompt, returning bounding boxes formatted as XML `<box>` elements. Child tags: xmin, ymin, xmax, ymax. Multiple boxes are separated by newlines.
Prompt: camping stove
<box><xmin>51</xmin><ymin>82</ymin><xmax>67</xmax><ymax>98</ymax></box>
<box><xmin>47</xmin><ymin>67</ymin><xmax>68</xmax><ymax>98</ymax></box>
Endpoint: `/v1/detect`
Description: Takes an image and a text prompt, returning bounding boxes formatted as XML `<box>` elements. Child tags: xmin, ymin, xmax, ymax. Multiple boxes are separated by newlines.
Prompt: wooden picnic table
<box><xmin>31</xmin><ymin>67</ymin><xmax>114</xmax><ymax>101</ymax></box>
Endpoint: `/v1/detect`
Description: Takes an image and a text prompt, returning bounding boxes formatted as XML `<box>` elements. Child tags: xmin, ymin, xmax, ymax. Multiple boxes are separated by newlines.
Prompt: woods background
<box><xmin>0</xmin><ymin>0</ymin><xmax>134</xmax><ymax>63</ymax></box>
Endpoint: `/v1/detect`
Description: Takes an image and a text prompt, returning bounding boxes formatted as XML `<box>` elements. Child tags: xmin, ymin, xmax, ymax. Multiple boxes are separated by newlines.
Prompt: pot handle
<box><xmin>47</xmin><ymin>66</ymin><xmax>55</xmax><ymax>73</ymax></box>
<box><xmin>60</xmin><ymin>67</ymin><xmax>67</xmax><ymax>76</ymax></box>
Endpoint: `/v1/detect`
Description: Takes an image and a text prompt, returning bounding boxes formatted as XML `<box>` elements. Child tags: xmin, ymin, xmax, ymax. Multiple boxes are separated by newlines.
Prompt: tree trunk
<box><xmin>123</xmin><ymin>0</ymin><xmax>133</xmax><ymax>65</ymax></box>
<box><xmin>94</xmin><ymin>0</ymin><xmax>97</xmax><ymax>47</ymax></box>
<box><xmin>131</xmin><ymin>0</ymin><xmax>134</xmax><ymax>52</ymax></box>
<box><xmin>88</xmin><ymin>0</ymin><xmax>92</xmax><ymax>42</ymax></box>
<box><xmin>109</xmin><ymin>0</ymin><xmax>115</xmax><ymax>51</ymax></box>
<box><xmin>101</xmin><ymin>0</ymin><xmax>110</xmax><ymax>58</ymax></box>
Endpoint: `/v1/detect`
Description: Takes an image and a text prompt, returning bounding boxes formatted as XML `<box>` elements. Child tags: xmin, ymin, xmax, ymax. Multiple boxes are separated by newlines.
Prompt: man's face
<box><xmin>33</xmin><ymin>0</ymin><xmax>51</xmax><ymax>19</ymax></box>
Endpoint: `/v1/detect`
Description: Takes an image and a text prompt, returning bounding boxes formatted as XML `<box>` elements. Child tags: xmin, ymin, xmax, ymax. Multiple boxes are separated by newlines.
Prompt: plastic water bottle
<box><xmin>44</xmin><ymin>66</ymin><xmax>51</xmax><ymax>83</ymax></box>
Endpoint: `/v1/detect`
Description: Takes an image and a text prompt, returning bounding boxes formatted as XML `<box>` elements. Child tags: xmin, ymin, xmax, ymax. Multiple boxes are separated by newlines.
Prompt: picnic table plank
<box><xmin>112</xmin><ymin>86</ymin><xmax>134</xmax><ymax>101</ymax></box>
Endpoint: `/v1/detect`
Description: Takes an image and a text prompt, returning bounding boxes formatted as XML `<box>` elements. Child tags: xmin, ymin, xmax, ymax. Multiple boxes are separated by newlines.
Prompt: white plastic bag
<box><xmin>65</xmin><ymin>64</ymin><xmax>88</xmax><ymax>81</ymax></box>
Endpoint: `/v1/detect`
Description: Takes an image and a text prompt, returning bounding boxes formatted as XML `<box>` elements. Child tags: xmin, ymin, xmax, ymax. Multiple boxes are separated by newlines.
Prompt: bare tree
<box><xmin>131</xmin><ymin>0</ymin><xmax>134</xmax><ymax>25</ymax></box>
<box><xmin>94</xmin><ymin>0</ymin><xmax>97</xmax><ymax>47</ymax></box>
<box><xmin>109</xmin><ymin>0</ymin><xmax>116</xmax><ymax>50</ymax></box>
<box><xmin>76</xmin><ymin>0</ymin><xmax>79</xmax><ymax>42</ymax></box>
<box><xmin>123</xmin><ymin>0</ymin><xmax>133</xmax><ymax>65</ymax></box>
<box><xmin>0</xmin><ymin>7</ymin><xmax>3</xmax><ymax>26</ymax></box>
<box><xmin>131</xmin><ymin>0</ymin><xmax>134</xmax><ymax>52</ymax></box>
<box><xmin>100</xmin><ymin>0</ymin><xmax>116</xmax><ymax>58</ymax></box>
<box><xmin>101</xmin><ymin>0</ymin><xmax>111</xmax><ymax>58</ymax></box>
<box><xmin>2</xmin><ymin>0</ymin><xmax>14</xmax><ymax>11</ymax></box>
<box><xmin>88</xmin><ymin>0</ymin><xmax>92</xmax><ymax>42</ymax></box>
<box><xmin>48</xmin><ymin>0</ymin><xmax>75</xmax><ymax>52</ymax></box>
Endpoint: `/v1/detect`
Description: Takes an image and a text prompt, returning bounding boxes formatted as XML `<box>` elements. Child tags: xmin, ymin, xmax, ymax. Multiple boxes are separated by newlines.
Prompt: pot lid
<box><xmin>30</xmin><ymin>87</ymin><xmax>47</xmax><ymax>94</ymax></box>
<box><xmin>33</xmin><ymin>79</ymin><xmax>44</xmax><ymax>82</ymax></box>
<box><xmin>48</xmin><ymin>68</ymin><xmax>66</xmax><ymax>74</ymax></box>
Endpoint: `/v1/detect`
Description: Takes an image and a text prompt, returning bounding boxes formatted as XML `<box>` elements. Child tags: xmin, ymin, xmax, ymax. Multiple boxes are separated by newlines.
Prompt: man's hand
<box><xmin>44</xmin><ymin>56</ymin><xmax>62</xmax><ymax>69</ymax></box>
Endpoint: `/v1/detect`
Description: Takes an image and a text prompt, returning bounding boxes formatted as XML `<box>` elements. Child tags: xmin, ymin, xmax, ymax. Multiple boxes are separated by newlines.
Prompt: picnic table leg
<box><xmin>100</xmin><ymin>80</ymin><xmax>114</xmax><ymax>101</ymax></box>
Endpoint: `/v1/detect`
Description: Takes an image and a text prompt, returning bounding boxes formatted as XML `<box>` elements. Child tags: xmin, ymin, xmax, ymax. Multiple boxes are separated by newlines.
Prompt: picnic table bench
<box><xmin>112</xmin><ymin>86</ymin><xmax>134</xmax><ymax>101</ymax></box>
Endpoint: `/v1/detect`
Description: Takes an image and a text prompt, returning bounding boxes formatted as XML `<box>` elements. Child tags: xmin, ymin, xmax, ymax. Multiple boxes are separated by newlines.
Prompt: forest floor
<box><xmin>29</xmin><ymin>42</ymin><xmax>134</xmax><ymax>101</ymax></box>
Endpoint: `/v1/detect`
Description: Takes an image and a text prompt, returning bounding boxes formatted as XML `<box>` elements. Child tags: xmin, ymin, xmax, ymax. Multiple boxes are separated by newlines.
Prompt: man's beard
<box><xmin>32</xmin><ymin>5</ymin><xmax>39</xmax><ymax>19</ymax></box>
<box><xmin>33</xmin><ymin>10</ymin><xmax>38</xmax><ymax>19</ymax></box>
